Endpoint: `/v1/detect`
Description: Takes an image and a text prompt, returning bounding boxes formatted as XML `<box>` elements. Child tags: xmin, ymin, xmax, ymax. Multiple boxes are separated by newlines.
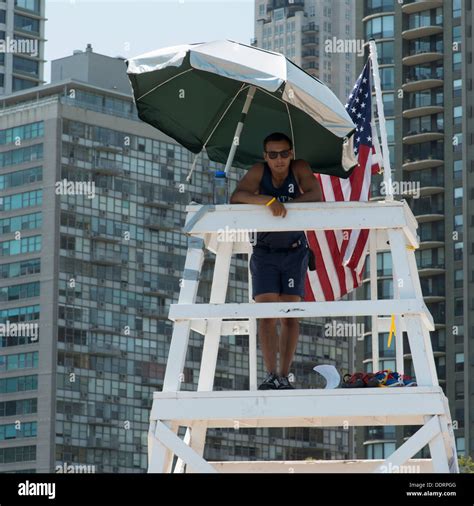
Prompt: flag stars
<box><xmin>361</xmin><ymin>102</ymin><xmax>366</xmax><ymax>108</ymax></box>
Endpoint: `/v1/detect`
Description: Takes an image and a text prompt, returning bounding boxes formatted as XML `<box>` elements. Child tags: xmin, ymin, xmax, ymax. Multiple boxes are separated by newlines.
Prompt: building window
<box><xmin>454</xmin><ymin>298</ymin><xmax>463</xmax><ymax>317</ymax></box>
<box><xmin>454</xmin><ymin>214</ymin><xmax>463</xmax><ymax>233</ymax></box>
<box><xmin>452</xmin><ymin>25</ymin><xmax>461</xmax><ymax>44</ymax></box>
<box><xmin>12</xmin><ymin>77</ymin><xmax>37</xmax><ymax>92</ymax></box>
<box><xmin>365</xmin><ymin>15</ymin><xmax>394</xmax><ymax>39</ymax></box>
<box><xmin>455</xmin><ymin>380</ymin><xmax>464</xmax><ymax>400</ymax></box>
<box><xmin>380</xmin><ymin>67</ymin><xmax>394</xmax><ymax>89</ymax></box>
<box><xmin>455</xmin><ymin>352</ymin><xmax>464</xmax><ymax>371</ymax></box>
<box><xmin>454</xmin><ymin>269</ymin><xmax>463</xmax><ymax>289</ymax></box>
<box><xmin>385</xmin><ymin>119</ymin><xmax>394</xmax><ymax>143</ymax></box>
<box><xmin>453</xmin><ymin>0</ymin><xmax>462</xmax><ymax>17</ymax></box>
<box><xmin>456</xmin><ymin>437</ymin><xmax>465</xmax><ymax>456</ymax></box>
<box><xmin>273</xmin><ymin>7</ymin><xmax>284</xmax><ymax>21</ymax></box>
<box><xmin>454</xmin><ymin>187</ymin><xmax>463</xmax><ymax>207</ymax></box>
<box><xmin>366</xmin><ymin>442</ymin><xmax>396</xmax><ymax>459</ymax></box>
<box><xmin>454</xmin><ymin>242</ymin><xmax>463</xmax><ymax>261</ymax></box>
<box><xmin>453</xmin><ymin>106</ymin><xmax>462</xmax><ymax>127</ymax></box>
<box><xmin>453</xmin><ymin>159</ymin><xmax>462</xmax><ymax>180</ymax></box>
<box><xmin>381</xmin><ymin>93</ymin><xmax>394</xmax><ymax>116</ymax></box>
<box><xmin>13</xmin><ymin>56</ymin><xmax>39</xmax><ymax>77</ymax></box>
<box><xmin>366</xmin><ymin>0</ymin><xmax>394</xmax><ymax>15</ymax></box>
<box><xmin>453</xmin><ymin>52</ymin><xmax>462</xmax><ymax>72</ymax></box>
<box><xmin>375</xmin><ymin>41</ymin><xmax>394</xmax><ymax>65</ymax></box>
<box><xmin>15</xmin><ymin>0</ymin><xmax>41</xmax><ymax>13</ymax></box>
<box><xmin>453</xmin><ymin>79</ymin><xmax>462</xmax><ymax>98</ymax></box>
<box><xmin>14</xmin><ymin>13</ymin><xmax>40</xmax><ymax>34</ymax></box>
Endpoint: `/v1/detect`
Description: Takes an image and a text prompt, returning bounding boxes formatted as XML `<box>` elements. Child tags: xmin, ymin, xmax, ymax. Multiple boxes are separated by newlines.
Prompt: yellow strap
<box><xmin>265</xmin><ymin>197</ymin><xmax>276</xmax><ymax>207</ymax></box>
<box><xmin>387</xmin><ymin>314</ymin><xmax>396</xmax><ymax>348</ymax></box>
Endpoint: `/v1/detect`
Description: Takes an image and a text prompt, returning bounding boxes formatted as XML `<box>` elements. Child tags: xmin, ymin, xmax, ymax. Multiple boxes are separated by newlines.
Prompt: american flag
<box><xmin>304</xmin><ymin>60</ymin><xmax>382</xmax><ymax>302</ymax></box>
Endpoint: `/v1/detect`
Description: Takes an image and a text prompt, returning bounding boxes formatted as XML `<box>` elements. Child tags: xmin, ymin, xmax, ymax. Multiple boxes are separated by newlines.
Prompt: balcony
<box><xmin>145</xmin><ymin>216</ymin><xmax>177</xmax><ymax>231</ymax></box>
<box><xmin>88</xmin><ymin>325</ymin><xmax>124</xmax><ymax>335</ymax></box>
<box><xmin>302</xmin><ymin>62</ymin><xmax>319</xmax><ymax>71</ymax></box>
<box><xmin>93</xmin><ymin>145</ymin><xmax>122</xmax><ymax>154</ymax></box>
<box><xmin>142</xmin><ymin>309</ymin><xmax>169</xmax><ymax>320</ymax></box>
<box><xmin>402</xmin><ymin>23</ymin><xmax>443</xmax><ymax>41</ymax></box>
<box><xmin>417</xmin><ymin>264</ymin><xmax>445</xmax><ymax>277</ymax></box>
<box><xmin>402</xmin><ymin>145</ymin><xmax>443</xmax><ymax>171</ymax></box>
<box><xmin>402</xmin><ymin>73</ymin><xmax>443</xmax><ymax>93</ymax></box>
<box><xmin>89</xmin><ymin>342</ymin><xmax>122</xmax><ymax>357</ymax></box>
<box><xmin>87</xmin><ymin>437</ymin><xmax>120</xmax><ymax>449</ymax></box>
<box><xmin>421</xmin><ymin>289</ymin><xmax>445</xmax><ymax>304</ymax></box>
<box><xmin>410</xmin><ymin>199</ymin><xmax>444</xmax><ymax>223</ymax></box>
<box><xmin>302</xmin><ymin>22</ymin><xmax>318</xmax><ymax>34</ymax></box>
<box><xmin>143</xmin><ymin>286</ymin><xmax>169</xmax><ymax>298</ymax></box>
<box><xmin>402</xmin><ymin>50</ymin><xmax>443</xmax><ymax>67</ymax></box>
<box><xmin>267</xmin><ymin>0</ymin><xmax>304</xmax><ymax>13</ymax></box>
<box><xmin>402</xmin><ymin>157</ymin><xmax>443</xmax><ymax>171</ymax></box>
<box><xmin>401</xmin><ymin>0</ymin><xmax>443</xmax><ymax>14</ymax></box>
<box><xmin>403</xmin><ymin>104</ymin><xmax>443</xmax><ymax>119</ymax></box>
<box><xmin>302</xmin><ymin>50</ymin><xmax>318</xmax><ymax>60</ymax></box>
<box><xmin>92</xmin><ymin>157</ymin><xmax>124</xmax><ymax>176</ymax></box>
<box><xmin>405</xmin><ymin>170</ymin><xmax>444</xmax><ymax>198</ymax></box>
<box><xmin>402</xmin><ymin>128</ymin><xmax>444</xmax><ymax>145</ymax></box>
<box><xmin>90</xmin><ymin>251</ymin><xmax>122</xmax><ymax>265</ymax></box>
<box><xmin>302</xmin><ymin>36</ymin><xmax>318</xmax><ymax>47</ymax></box>
<box><xmin>418</xmin><ymin>229</ymin><xmax>444</xmax><ymax>249</ymax></box>
<box><xmin>143</xmin><ymin>196</ymin><xmax>173</xmax><ymax>209</ymax></box>
<box><xmin>90</xmin><ymin>232</ymin><xmax>121</xmax><ymax>244</ymax></box>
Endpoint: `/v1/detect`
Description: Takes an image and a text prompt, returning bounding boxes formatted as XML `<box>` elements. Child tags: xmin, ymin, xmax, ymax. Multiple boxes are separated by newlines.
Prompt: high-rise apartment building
<box><xmin>0</xmin><ymin>0</ymin><xmax>46</xmax><ymax>95</ymax></box>
<box><xmin>0</xmin><ymin>46</ymin><xmax>353</xmax><ymax>472</ymax></box>
<box><xmin>253</xmin><ymin>0</ymin><xmax>356</xmax><ymax>102</ymax></box>
<box><xmin>355</xmin><ymin>0</ymin><xmax>472</xmax><ymax>460</ymax></box>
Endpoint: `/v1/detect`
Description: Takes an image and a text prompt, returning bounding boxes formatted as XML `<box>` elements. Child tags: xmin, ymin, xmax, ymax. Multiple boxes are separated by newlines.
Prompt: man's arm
<box><xmin>230</xmin><ymin>163</ymin><xmax>288</xmax><ymax>217</ymax></box>
<box><xmin>229</xmin><ymin>164</ymin><xmax>272</xmax><ymax>205</ymax></box>
<box><xmin>291</xmin><ymin>160</ymin><xmax>323</xmax><ymax>202</ymax></box>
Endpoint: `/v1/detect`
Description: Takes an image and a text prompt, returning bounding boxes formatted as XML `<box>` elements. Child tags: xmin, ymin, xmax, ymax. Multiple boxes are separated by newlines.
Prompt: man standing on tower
<box><xmin>230</xmin><ymin>132</ymin><xmax>322</xmax><ymax>390</ymax></box>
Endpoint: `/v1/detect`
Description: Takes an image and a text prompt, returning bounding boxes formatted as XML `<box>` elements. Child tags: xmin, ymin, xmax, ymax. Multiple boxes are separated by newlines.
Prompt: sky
<box><xmin>43</xmin><ymin>0</ymin><xmax>255</xmax><ymax>83</ymax></box>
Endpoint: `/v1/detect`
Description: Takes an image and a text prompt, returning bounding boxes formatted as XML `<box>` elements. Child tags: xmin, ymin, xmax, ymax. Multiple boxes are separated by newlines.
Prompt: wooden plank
<box><xmin>210</xmin><ymin>459</ymin><xmax>433</xmax><ymax>473</ymax></box>
<box><xmin>169</xmin><ymin>299</ymin><xmax>428</xmax><ymax>321</ymax></box>
<box><xmin>183</xmin><ymin>202</ymin><xmax>418</xmax><ymax>247</ymax></box>
<box><xmin>150</xmin><ymin>388</ymin><xmax>446</xmax><ymax>427</ymax></box>
<box><xmin>372</xmin><ymin>416</ymin><xmax>441</xmax><ymax>473</ymax></box>
<box><xmin>153</xmin><ymin>421</ymin><xmax>217</xmax><ymax>473</ymax></box>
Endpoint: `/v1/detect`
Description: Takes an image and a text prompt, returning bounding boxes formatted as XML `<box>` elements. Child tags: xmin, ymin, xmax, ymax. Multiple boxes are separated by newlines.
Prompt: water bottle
<box><xmin>213</xmin><ymin>170</ymin><xmax>228</xmax><ymax>204</ymax></box>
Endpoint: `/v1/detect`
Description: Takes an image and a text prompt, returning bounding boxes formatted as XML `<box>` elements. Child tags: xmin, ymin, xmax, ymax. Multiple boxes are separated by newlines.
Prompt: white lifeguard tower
<box><xmin>146</xmin><ymin>200</ymin><xmax>459</xmax><ymax>473</ymax></box>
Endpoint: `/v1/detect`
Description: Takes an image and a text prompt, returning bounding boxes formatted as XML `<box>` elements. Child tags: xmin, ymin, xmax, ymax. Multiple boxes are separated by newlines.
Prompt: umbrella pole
<box><xmin>223</xmin><ymin>85</ymin><xmax>257</xmax><ymax>175</ymax></box>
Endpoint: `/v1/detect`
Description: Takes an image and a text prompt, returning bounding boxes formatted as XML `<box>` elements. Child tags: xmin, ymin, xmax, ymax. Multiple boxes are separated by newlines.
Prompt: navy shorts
<box><xmin>249</xmin><ymin>244</ymin><xmax>310</xmax><ymax>300</ymax></box>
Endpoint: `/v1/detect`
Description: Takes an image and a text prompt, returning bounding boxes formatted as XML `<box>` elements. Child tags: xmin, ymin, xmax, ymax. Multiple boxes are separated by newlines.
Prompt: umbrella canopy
<box><xmin>125</xmin><ymin>39</ymin><xmax>357</xmax><ymax>178</ymax></box>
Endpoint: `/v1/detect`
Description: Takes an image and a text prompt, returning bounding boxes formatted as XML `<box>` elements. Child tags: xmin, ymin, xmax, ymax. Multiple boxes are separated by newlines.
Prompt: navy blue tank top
<box><xmin>256</xmin><ymin>161</ymin><xmax>306</xmax><ymax>249</ymax></box>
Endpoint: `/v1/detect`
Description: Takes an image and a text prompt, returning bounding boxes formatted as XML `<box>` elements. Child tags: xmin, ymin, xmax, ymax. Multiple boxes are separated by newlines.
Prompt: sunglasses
<box><xmin>265</xmin><ymin>149</ymin><xmax>291</xmax><ymax>159</ymax></box>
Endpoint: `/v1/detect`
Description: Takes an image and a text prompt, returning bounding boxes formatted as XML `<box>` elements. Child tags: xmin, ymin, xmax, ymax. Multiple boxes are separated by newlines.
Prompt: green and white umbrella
<box><xmin>125</xmin><ymin>39</ymin><xmax>357</xmax><ymax>180</ymax></box>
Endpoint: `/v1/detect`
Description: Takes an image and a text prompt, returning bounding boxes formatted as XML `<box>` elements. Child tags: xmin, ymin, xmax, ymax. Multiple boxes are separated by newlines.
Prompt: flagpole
<box><xmin>368</xmin><ymin>39</ymin><xmax>393</xmax><ymax>201</ymax></box>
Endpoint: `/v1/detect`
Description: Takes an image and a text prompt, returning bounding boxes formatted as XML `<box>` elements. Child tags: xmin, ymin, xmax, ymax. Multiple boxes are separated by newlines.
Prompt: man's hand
<box><xmin>268</xmin><ymin>199</ymin><xmax>287</xmax><ymax>217</ymax></box>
